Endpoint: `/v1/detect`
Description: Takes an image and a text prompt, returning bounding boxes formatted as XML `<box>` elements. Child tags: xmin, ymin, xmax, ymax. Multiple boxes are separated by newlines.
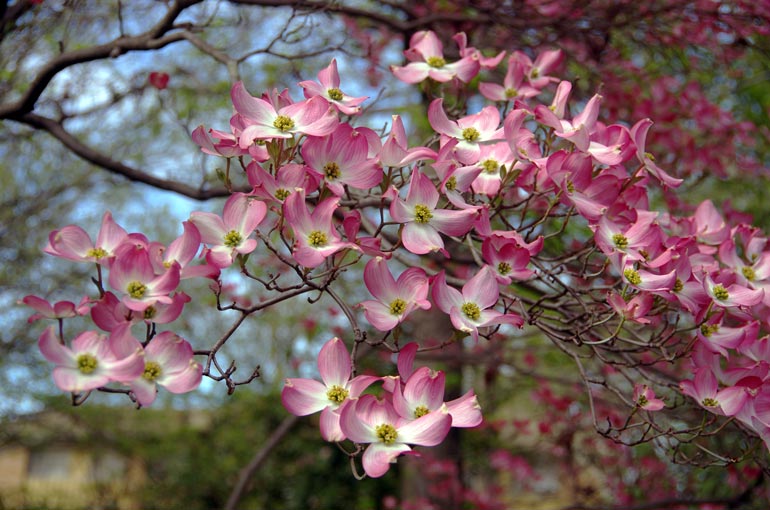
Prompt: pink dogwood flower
<box><xmin>231</xmin><ymin>82</ymin><xmax>338</xmax><ymax>146</ymax></box>
<box><xmin>379</xmin><ymin>115</ymin><xmax>437</xmax><ymax>168</ymax></box>
<box><xmin>299</xmin><ymin>58</ymin><xmax>368</xmax><ymax>115</ymax></box>
<box><xmin>38</xmin><ymin>326</ymin><xmax>144</xmax><ymax>393</ymax></box>
<box><xmin>21</xmin><ymin>295</ymin><xmax>90</xmax><ymax>323</ymax></box>
<box><xmin>127</xmin><ymin>329</ymin><xmax>202</xmax><ymax>407</ymax></box>
<box><xmin>360</xmin><ymin>257</ymin><xmax>431</xmax><ymax>331</ymax></box>
<box><xmin>339</xmin><ymin>394</ymin><xmax>452</xmax><ymax>478</ymax></box>
<box><xmin>479</xmin><ymin>55</ymin><xmax>540</xmax><ymax>102</ymax></box>
<box><xmin>108</xmin><ymin>245</ymin><xmax>181</xmax><ymax>313</ymax></box>
<box><xmin>633</xmin><ymin>384</ymin><xmax>665</xmax><ymax>411</ymax></box>
<box><xmin>189</xmin><ymin>193</ymin><xmax>267</xmax><ymax>269</ymax></box>
<box><xmin>389</xmin><ymin>170</ymin><xmax>476</xmax><ymax>256</ymax></box>
<box><xmin>431</xmin><ymin>266</ymin><xmax>524</xmax><ymax>342</ymax></box>
<box><xmin>44</xmin><ymin>211</ymin><xmax>129</xmax><ymax>267</ymax></box>
<box><xmin>428</xmin><ymin>98</ymin><xmax>504</xmax><ymax>165</ymax></box>
<box><xmin>282</xmin><ymin>337</ymin><xmax>379</xmax><ymax>441</ymax></box>
<box><xmin>283</xmin><ymin>189</ymin><xmax>357</xmax><ymax>268</ymax></box>
<box><xmin>390</xmin><ymin>30</ymin><xmax>479</xmax><ymax>84</ymax></box>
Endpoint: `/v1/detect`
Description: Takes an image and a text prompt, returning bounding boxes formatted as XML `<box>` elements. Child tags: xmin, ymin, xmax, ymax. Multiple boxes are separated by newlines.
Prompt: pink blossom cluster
<box><xmin>24</xmin><ymin>30</ymin><xmax>770</xmax><ymax>475</ymax></box>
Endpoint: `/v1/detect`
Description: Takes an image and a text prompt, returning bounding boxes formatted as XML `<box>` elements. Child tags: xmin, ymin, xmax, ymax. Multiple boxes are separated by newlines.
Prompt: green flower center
<box><xmin>673</xmin><ymin>278</ymin><xmax>684</xmax><ymax>292</ymax></box>
<box><xmin>566</xmin><ymin>180</ymin><xmax>576</xmax><ymax>193</ymax></box>
<box><xmin>426</xmin><ymin>56</ymin><xmax>446</xmax><ymax>68</ymax></box>
<box><xmin>497</xmin><ymin>262</ymin><xmax>512</xmax><ymax>276</ymax></box>
<box><xmin>637</xmin><ymin>395</ymin><xmax>649</xmax><ymax>407</ymax></box>
<box><xmin>445</xmin><ymin>176</ymin><xmax>457</xmax><ymax>191</ymax></box>
<box><xmin>414</xmin><ymin>406</ymin><xmax>430</xmax><ymax>418</ymax></box>
<box><xmin>127</xmin><ymin>281</ymin><xmax>147</xmax><ymax>299</ymax></box>
<box><xmin>462</xmin><ymin>127</ymin><xmax>480</xmax><ymax>143</ymax></box>
<box><xmin>375</xmin><ymin>423</ymin><xmax>398</xmax><ymax>444</ymax></box>
<box><xmin>505</xmin><ymin>88</ymin><xmax>518</xmax><ymax>98</ymax></box>
<box><xmin>143</xmin><ymin>306</ymin><xmax>157</xmax><ymax>320</ymax></box>
<box><xmin>413</xmin><ymin>204</ymin><xmax>433</xmax><ymax>224</ymax></box>
<box><xmin>327</xmin><ymin>88</ymin><xmax>344</xmax><ymax>101</ymax></box>
<box><xmin>223</xmin><ymin>229</ymin><xmax>243</xmax><ymax>248</ymax></box>
<box><xmin>308</xmin><ymin>230</ymin><xmax>328</xmax><ymax>248</ymax></box>
<box><xmin>275</xmin><ymin>188</ymin><xmax>290</xmax><ymax>201</ymax></box>
<box><xmin>87</xmin><ymin>247</ymin><xmax>108</xmax><ymax>259</ymax></box>
<box><xmin>273</xmin><ymin>115</ymin><xmax>295</xmax><ymax>132</ymax></box>
<box><xmin>389</xmin><ymin>298</ymin><xmax>407</xmax><ymax>316</ymax></box>
<box><xmin>461</xmin><ymin>302</ymin><xmax>481</xmax><ymax>321</ymax></box>
<box><xmin>712</xmin><ymin>284</ymin><xmax>729</xmax><ymax>301</ymax></box>
<box><xmin>323</xmin><ymin>162</ymin><xmax>341</xmax><ymax>180</ymax></box>
<box><xmin>77</xmin><ymin>353</ymin><xmax>98</xmax><ymax>375</ymax></box>
<box><xmin>142</xmin><ymin>361</ymin><xmax>162</xmax><ymax>382</ymax></box>
<box><xmin>623</xmin><ymin>268</ymin><xmax>642</xmax><ymax>286</ymax></box>
<box><xmin>742</xmin><ymin>266</ymin><xmax>756</xmax><ymax>281</ymax></box>
<box><xmin>481</xmin><ymin>159</ymin><xmax>499</xmax><ymax>174</ymax></box>
<box><xmin>326</xmin><ymin>385</ymin><xmax>349</xmax><ymax>404</ymax></box>
<box><xmin>700</xmin><ymin>323</ymin><xmax>719</xmax><ymax>337</ymax></box>
<box><xmin>612</xmin><ymin>233</ymin><xmax>629</xmax><ymax>250</ymax></box>
<box><xmin>701</xmin><ymin>397</ymin><xmax>719</xmax><ymax>408</ymax></box>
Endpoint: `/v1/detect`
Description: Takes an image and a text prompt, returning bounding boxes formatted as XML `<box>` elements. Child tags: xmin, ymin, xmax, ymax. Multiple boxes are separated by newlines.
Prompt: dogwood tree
<box><xmin>6</xmin><ymin>1</ymin><xmax>770</xmax><ymax>508</ymax></box>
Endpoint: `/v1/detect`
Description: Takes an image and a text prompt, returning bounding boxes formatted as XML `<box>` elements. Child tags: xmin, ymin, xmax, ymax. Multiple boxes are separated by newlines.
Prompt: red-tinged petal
<box><xmin>95</xmin><ymin>211</ymin><xmax>129</xmax><ymax>255</ymax></box>
<box><xmin>347</xmin><ymin>375</ymin><xmax>380</xmax><ymax>399</ymax></box>
<box><xmin>38</xmin><ymin>326</ymin><xmax>73</xmax><ymax>365</ymax></box>
<box><xmin>320</xmin><ymin>406</ymin><xmax>345</xmax><ymax>442</ymax></box>
<box><xmin>391</xmin><ymin>63</ymin><xmax>430</xmax><ymax>84</ymax></box>
<box><xmin>397</xmin><ymin>343</ymin><xmax>419</xmax><ymax>380</ymax></box>
<box><xmin>283</xmin><ymin>189</ymin><xmax>312</xmax><ymax>234</ymax></box>
<box><xmin>428</xmin><ymin>99</ymin><xmax>462</xmax><ymax>138</ymax></box>
<box><xmin>145</xmin><ymin>332</ymin><xmax>193</xmax><ymax>373</ymax></box>
<box><xmin>189</xmin><ymin>212</ymin><xmax>227</xmax><ymax>245</ymax></box>
<box><xmin>431</xmin><ymin>272</ymin><xmax>463</xmax><ymax>314</ymax></box>
<box><xmin>401</xmin><ymin>223</ymin><xmax>444</xmax><ymax>255</ymax></box>
<box><xmin>53</xmin><ymin>367</ymin><xmax>109</xmax><ymax>393</ymax></box>
<box><xmin>364</xmin><ymin>257</ymin><xmax>399</xmax><ymax>302</ymax></box>
<box><xmin>45</xmin><ymin>225</ymin><xmax>93</xmax><ymax>261</ymax></box>
<box><xmin>106</xmin><ymin>349</ymin><xmax>146</xmax><ymax>383</ymax></box>
<box><xmin>403</xmin><ymin>367</ymin><xmax>445</xmax><ymax>411</ymax></box>
<box><xmin>430</xmin><ymin>208</ymin><xmax>476</xmax><ymax>237</ymax></box>
<box><xmin>463</xmin><ymin>266</ymin><xmax>500</xmax><ymax>309</ymax></box>
<box><xmin>398</xmin><ymin>406</ymin><xmax>452</xmax><ymax>446</ymax></box>
<box><xmin>131</xmin><ymin>377</ymin><xmax>158</xmax><ymax>407</ymax></box>
<box><xmin>362</xmin><ymin>443</ymin><xmax>412</xmax><ymax>478</ymax></box>
<box><xmin>318</xmin><ymin>337</ymin><xmax>351</xmax><ymax>388</ymax></box>
<box><xmin>231</xmin><ymin>82</ymin><xmax>276</xmax><ymax>124</ymax></box>
<box><xmin>282</xmin><ymin>378</ymin><xmax>330</xmax><ymax>416</ymax></box>
<box><xmin>223</xmin><ymin>193</ymin><xmax>267</xmax><ymax>235</ymax></box>
<box><xmin>446</xmin><ymin>390</ymin><xmax>483</xmax><ymax>427</ymax></box>
<box><xmin>717</xmin><ymin>386</ymin><xmax>749</xmax><ymax>416</ymax></box>
<box><xmin>339</xmin><ymin>398</ymin><xmax>377</xmax><ymax>443</ymax></box>
<box><xmin>161</xmin><ymin>360</ymin><xmax>203</xmax><ymax>394</ymax></box>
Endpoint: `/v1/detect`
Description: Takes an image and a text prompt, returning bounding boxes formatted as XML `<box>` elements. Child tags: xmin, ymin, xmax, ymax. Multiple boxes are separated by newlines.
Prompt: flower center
<box><xmin>497</xmin><ymin>262</ymin><xmax>512</xmax><ymax>276</ymax></box>
<box><xmin>701</xmin><ymin>397</ymin><xmax>719</xmax><ymax>408</ymax></box>
<box><xmin>481</xmin><ymin>159</ymin><xmax>499</xmax><ymax>174</ymax></box>
<box><xmin>144</xmin><ymin>306</ymin><xmax>157</xmax><ymax>320</ymax></box>
<box><xmin>326</xmin><ymin>384</ymin><xmax>349</xmax><ymax>404</ymax></box>
<box><xmin>673</xmin><ymin>278</ymin><xmax>684</xmax><ymax>292</ymax></box>
<box><xmin>637</xmin><ymin>395</ymin><xmax>649</xmax><ymax>407</ymax></box>
<box><xmin>142</xmin><ymin>361</ymin><xmax>162</xmax><ymax>382</ymax></box>
<box><xmin>275</xmin><ymin>188</ymin><xmax>290</xmax><ymax>201</ymax></box>
<box><xmin>742</xmin><ymin>266</ymin><xmax>756</xmax><ymax>281</ymax></box>
<box><xmin>462</xmin><ymin>127</ymin><xmax>480</xmax><ymax>143</ymax></box>
<box><xmin>612</xmin><ymin>233</ymin><xmax>629</xmax><ymax>250</ymax></box>
<box><xmin>414</xmin><ymin>405</ymin><xmax>430</xmax><ymax>418</ymax></box>
<box><xmin>566</xmin><ymin>180</ymin><xmax>576</xmax><ymax>193</ymax></box>
<box><xmin>224</xmin><ymin>229</ymin><xmax>243</xmax><ymax>248</ymax></box>
<box><xmin>461</xmin><ymin>302</ymin><xmax>481</xmax><ymax>321</ymax></box>
<box><xmin>308</xmin><ymin>230</ymin><xmax>328</xmax><ymax>248</ymax></box>
<box><xmin>323</xmin><ymin>162</ymin><xmax>341</xmax><ymax>180</ymax></box>
<box><xmin>375</xmin><ymin>423</ymin><xmax>398</xmax><ymax>444</ymax></box>
<box><xmin>700</xmin><ymin>323</ymin><xmax>719</xmax><ymax>337</ymax></box>
<box><xmin>413</xmin><ymin>204</ymin><xmax>433</xmax><ymax>224</ymax></box>
<box><xmin>127</xmin><ymin>281</ymin><xmax>147</xmax><ymax>299</ymax></box>
<box><xmin>426</xmin><ymin>56</ymin><xmax>446</xmax><ymax>68</ymax></box>
<box><xmin>327</xmin><ymin>88</ymin><xmax>344</xmax><ymax>101</ymax></box>
<box><xmin>273</xmin><ymin>115</ymin><xmax>295</xmax><ymax>132</ymax></box>
<box><xmin>445</xmin><ymin>176</ymin><xmax>457</xmax><ymax>191</ymax></box>
<box><xmin>87</xmin><ymin>247</ymin><xmax>108</xmax><ymax>259</ymax></box>
<box><xmin>389</xmin><ymin>298</ymin><xmax>407</xmax><ymax>316</ymax></box>
<box><xmin>712</xmin><ymin>284</ymin><xmax>729</xmax><ymax>301</ymax></box>
<box><xmin>77</xmin><ymin>353</ymin><xmax>98</xmax><ymax>375</ymax></box>
<box><xmin>623</xmin><ymin>268</ymin><xmax>642</xmax><ymax>286</ymax></box>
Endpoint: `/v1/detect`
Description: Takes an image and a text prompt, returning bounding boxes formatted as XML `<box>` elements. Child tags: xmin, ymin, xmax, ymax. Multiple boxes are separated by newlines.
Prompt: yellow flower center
<box><xmin>326</xmin><ymin>385</ymin><xmax>349</xmax><ymax>404</ymax></box>
<box><xmin>462</xmin><ymin>127</ymin><xmax>480</xmax><ymax>143</ymax></box>
<box><xmin>223</xmin><ymin>230</ymin><xmax>243</xmax><ymax>248</ymax></box>
<box><xmin>142</xmin><ymin>361</ymin><xmax>162</xmax><ymax>382</ymax></box>
<box><xmin>275</xmin><ymin>188</ymin><xmax>290</xmax><ymax>201</ymax></box>
<box><xmin>445</xmin><ymin>176</ymin><xmax>457</xmax><ymax>191</ymax></box>
<box><xmin>87</xmin><ymin>247</ymin><xmax>108</xmax><ymax>259</ymax></box>
<box><xmin>505</xmin><ymin>88</ymin><xmax>518</xmax><ymax>98</ymax></box>
<box><xmin>389</xmin><ymin>298</ymin><xmax>407</xmax><ymax>316</ymax></box>
<box><xmin>612</xmin><ymin>233</ymin><xmax>629</xmax><ymax>250</ymax></box>
<box><xmin>742</xmin><ymin>266</ymin><xmax>756</xmax><ymax>281</ymax></box>
<box><xmin>327</xmin><ymin>88</ymin><xmax>343</xmax><ymax>101</ymax></box>
<box><xmin>712</xmin><ymin>284</ymin><xmax>729</xmax><ymax>301</ymax></box>
<box><xmin>414</xmin><ymin>406</ymin><xmax>430</xmax><ymax>418</ymax></box>
<box><xmin>375</xmin><ymin>423</ymin><xmax>398</xmax><ymax>444</ymax></box>
<box><xmin>461</xmin><ymin>302</ymin><xmax>481</xmax><ymax>321</ymax></box>
<box><xmin>497</xmin><ymin>262</ymin><xmax>512</xmax><ymax>276</ymax></box>
<box><xmin>623</xmin><ymin>269</ymin><xmax>642</xmax><ymax>286</ymax></box>
<box><xmin>426</xmin><ymin>56</ymin><xmax>446</xmax><ymax>68</ymax></box>
<box><xmin>273</xmin><ymin>115</ymin><xmax>295</xmax><ymax>132</ymax></box>
<box><xmin>701</xmin><ymin>397</ymin><xmax>719</xmax><ymax>408</ymax></box>
<box><xmin>308</xmin><ymin>230</ymin><xmax>328</xmax><ymax>248</ymax></box>
<box><xmin>673</xmin><ymin>278</ymin><xmax>684</xmax><ymax>292</ymax></box>
<box><xmin>323</xmin><ymin>162</ymin><xmax>341</xmax><ymax>180</ymax></box>
<box><xmin>77</xmin><ymin>353</ymin><xmax>98</xmax><ymax>375</ymax></box>
<box><xmin>127</xmin><ymin>281</ymin><xmax>147</xmax><ymax>299</ymax></box>
<box><xmin>481</xmin><ymin>159</ymin><xmax>499</xmax><ymax>174</ymax></box>
<box><xmin>700</xmin><ymin>323</ymin><xmax>719</xmax><ymax>337</ymax></box>
<box><xmin>413</xmin><ymin>204</ymin><xmax>433</xmax><ymax>224</ymax></box>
